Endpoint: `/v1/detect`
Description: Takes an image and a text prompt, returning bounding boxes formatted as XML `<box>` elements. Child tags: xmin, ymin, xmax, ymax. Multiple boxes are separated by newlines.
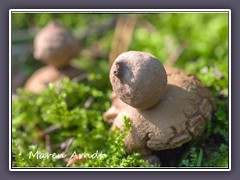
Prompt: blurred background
<box><xmin>11</xmin><ymin>12</ymin><xmax>228</xmax><ymax>93</ymax></box>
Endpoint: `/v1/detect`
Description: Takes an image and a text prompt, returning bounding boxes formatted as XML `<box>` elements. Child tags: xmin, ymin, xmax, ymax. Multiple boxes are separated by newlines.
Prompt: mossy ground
<box><xmin>11</xmin><ymin>12</ymin><xmax>229</xmax><ymax>168</ymax></box>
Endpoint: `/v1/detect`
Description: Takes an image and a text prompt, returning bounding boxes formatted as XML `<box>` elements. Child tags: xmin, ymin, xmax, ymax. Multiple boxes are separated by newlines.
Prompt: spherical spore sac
<box><xmin>110</xmin><ymin>51</ymin><xmax>167</xmax><ymax>110</ymax></box>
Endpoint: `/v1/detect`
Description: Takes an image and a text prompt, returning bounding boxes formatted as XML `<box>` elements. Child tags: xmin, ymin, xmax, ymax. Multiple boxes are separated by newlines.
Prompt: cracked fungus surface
<box><xmin>105</xmin><ymin>67</ymin><xmax>216</xmax><ymax>155</ymax></box>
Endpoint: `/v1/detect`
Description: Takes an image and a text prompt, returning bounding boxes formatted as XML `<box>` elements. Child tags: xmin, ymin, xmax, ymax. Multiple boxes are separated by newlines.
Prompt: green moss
<box><xmin>204</xmin><ymin>144</ymin><xmax>228</xmax><ymax>167</ymax></box>
<box><xmin>12</xmin><ymin>78</ymin><xmax>149</xmax><ymax>167</ymax></box>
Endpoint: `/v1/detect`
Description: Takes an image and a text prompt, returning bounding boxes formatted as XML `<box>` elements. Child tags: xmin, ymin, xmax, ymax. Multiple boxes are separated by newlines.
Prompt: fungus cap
<box><xmin>110</xmin><ymin>51</ymin><xmax>167</xmax><ymax>110</ymax></box>
<box><xmin>33</xmin><ymin>21</ymin><xmax>79</xmax><ymax>68</ymax></box>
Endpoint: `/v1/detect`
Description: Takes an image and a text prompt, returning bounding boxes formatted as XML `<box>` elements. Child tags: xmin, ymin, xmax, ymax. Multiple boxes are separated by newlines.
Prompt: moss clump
<box><xmin>12</xmin><ymin>78</ymin><xmax>149</xmax><ymax>167</ymax></box>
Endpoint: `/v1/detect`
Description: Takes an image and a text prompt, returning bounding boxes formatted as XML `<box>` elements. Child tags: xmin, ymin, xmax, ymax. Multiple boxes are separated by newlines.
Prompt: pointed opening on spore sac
<box><xmin>113</xmin><ymin>61</ymin><xmax>123</xmax><ymax>79</ymax></box>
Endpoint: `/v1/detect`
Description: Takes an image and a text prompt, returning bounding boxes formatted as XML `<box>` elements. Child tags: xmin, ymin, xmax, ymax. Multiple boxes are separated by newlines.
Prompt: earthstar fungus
<box><xmin>24</xmin><ymin>21</ymin><xmax>84</xmax><ymax>93</ymax></box>
<box><xmin>105</xmin><ymin>51</ymin><xmax>216</xmax><ymax>165</ymax></box>
<box><xmin>33</xmin><ymin>20</ymin><xmax>79</xmax><ymax>68</ymax></box>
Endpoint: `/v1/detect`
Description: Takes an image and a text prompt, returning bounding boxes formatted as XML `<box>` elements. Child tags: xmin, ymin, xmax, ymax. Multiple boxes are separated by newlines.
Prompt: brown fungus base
<box><xmin>24</xmin><ymin>65</ymin><xmax>85</xmax><ymax>93</ymax></box>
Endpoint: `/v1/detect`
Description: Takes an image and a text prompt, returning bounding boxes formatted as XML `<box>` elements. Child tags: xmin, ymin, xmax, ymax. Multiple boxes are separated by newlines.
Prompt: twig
<box><xmin>63</xmin><ymin>138</ymin><xmax>74</xmax><ymax>154</ymax></box>
<box><xmin>66</xmin><ymin>155</ymin><xmax>87</xmax><ymax>167</ymax></box>
<box><xmin>165</xmin><ymin>43</ymin><xmax>187</xmax><ymax>67</ymax></box>
<box><xmin>71</xmin><ymin>73</ymin><xmax>88</xmax><ymax>83</ymax></box>
<box><xmin>38</xmin><ymin>124</ymin><xmax>61</xmax><ymax>139</ymax></box>
<box><xmin>44</xmin><ymin>124</ymin><xmax>61</xmax><ymax>135</ymax></box>
<box><xmin>109</xmin><ymin>16</ymin><xmax>138</xmax><ymax>66</ymax></box>
<box><xmin>56</xmin><ymin>138</ymin><xmax>74</xmax><ymax>160</ymax></box>
<box><xmin>84</xmin><ymin>97</ymin><xmax>94</xmax><ymax>109</ymax></box>
<box><xmin>45</xmin><ymin>135</ymin><xmax>52</xmax><ymax>153</ymax></box>
<box><xmin>140</xmin><ymin>19</ymin><xmax>158</xmax><ymax>33</ymax></box>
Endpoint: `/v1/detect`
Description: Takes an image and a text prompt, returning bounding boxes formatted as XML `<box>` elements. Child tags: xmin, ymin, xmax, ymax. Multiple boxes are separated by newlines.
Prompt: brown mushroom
<box><xmin>24</xmin><ymin>21</ymin><xmax>84</xmax><ymax>93</ymax></box>
<box><xmin>104</xmin><ymin>51</ymin><xmax>216</xmax><ymax>165</ymax></box>
<box><xmin>33</xmin><ymin>20</ymin><xmax>79</xmax><ymax>68</ymax></box>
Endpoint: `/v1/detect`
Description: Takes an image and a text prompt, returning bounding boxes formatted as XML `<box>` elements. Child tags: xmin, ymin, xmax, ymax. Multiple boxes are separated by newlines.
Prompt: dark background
<box><xmin>0</xmin><ymin>0</ymin><xmax>238</xmax><ymax>179</ymax></box>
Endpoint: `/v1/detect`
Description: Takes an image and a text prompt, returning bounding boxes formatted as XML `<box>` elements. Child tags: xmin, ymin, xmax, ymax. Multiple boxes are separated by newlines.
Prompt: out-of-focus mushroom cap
<box><xmin>33</xmin><ymin>21</ymin><xmax>79</xmax><ymax>68</ymax></box>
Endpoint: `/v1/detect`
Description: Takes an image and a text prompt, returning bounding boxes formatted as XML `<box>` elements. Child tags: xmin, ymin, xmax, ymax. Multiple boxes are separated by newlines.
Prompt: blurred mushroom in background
<box><xmin>24</xmin><ymin>20</ymin><xmax>85</xmax><ymax>93</ymax></box>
